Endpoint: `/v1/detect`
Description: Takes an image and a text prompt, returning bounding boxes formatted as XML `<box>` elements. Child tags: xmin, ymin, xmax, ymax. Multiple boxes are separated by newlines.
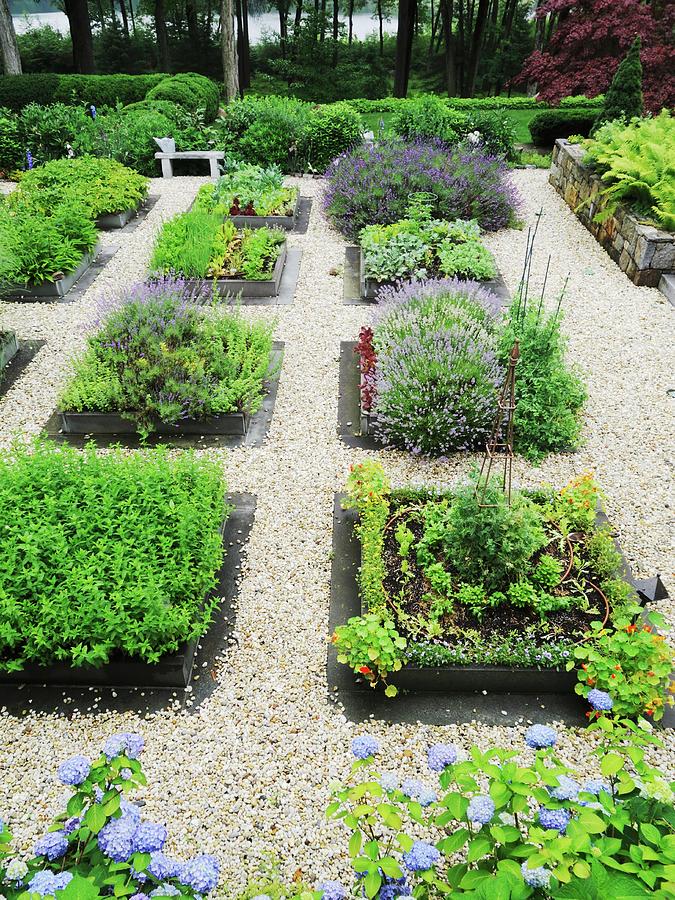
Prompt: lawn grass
<box><xmin>359</xmin><ymin>108</ymin><xmax>538</xmax><ymax>144</ymax></box>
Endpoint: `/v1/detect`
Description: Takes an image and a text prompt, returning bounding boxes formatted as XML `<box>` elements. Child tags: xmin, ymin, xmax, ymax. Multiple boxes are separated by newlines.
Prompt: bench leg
<box><xmin>209</xmin><ymin>157</ymin><xmax>219</xmax><ymax>178</ymax></box>
<box><xmin>160</xmin><ymin>158</ymin><xmax>173</xmax><ymax>178</ymax></box>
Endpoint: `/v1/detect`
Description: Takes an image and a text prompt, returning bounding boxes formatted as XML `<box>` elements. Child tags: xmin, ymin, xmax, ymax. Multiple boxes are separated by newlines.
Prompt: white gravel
<box><xmin>0</xmin><ymin>170</ymin><xmax>673</xmax><ymax>893</ymax></box>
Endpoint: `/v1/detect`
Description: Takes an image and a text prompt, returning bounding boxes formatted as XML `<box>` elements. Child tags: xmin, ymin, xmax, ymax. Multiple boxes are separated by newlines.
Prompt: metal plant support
<box><xmin>475</xmin><ymin>340</ymin><xmax>520</xmax><ymax>507</ymax></box>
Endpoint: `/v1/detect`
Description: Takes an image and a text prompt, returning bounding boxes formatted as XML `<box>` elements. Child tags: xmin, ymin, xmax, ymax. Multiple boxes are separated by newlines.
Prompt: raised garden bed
<box><xmin>2</xmin><ymin>243</ymin><xmax>101</xmax><ymax>301</ymax></box>
<box><xmin>183</xmin><ymin>241</ymin><xmax>287</xmax><ymax>299</ymax></box>
<box><xmin>95</xmin><ymin>204</ymin><xmax>141</xmax><ymax>230</ymax></box>
<box><xmin>225</xmin><ymin>193</ymin><xmax>300</xmax><ymax>231</ymax></box>
<box><xmin>550</xmin><ymin>140</ymin><xmax>675</xmax><ymax>288</ymax></box>
<box><xmin>0</xmin><ymin>330</ymin><xmax>19</xmax><ymax>371</ymax></box>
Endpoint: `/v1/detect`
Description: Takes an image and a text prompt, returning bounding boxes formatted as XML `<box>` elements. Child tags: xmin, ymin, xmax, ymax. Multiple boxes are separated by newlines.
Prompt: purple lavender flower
<box><xmin>26</xmin><ymin>149</ymin><xmax>34</xmax><ymax>170</ymax></box>
<box><xmin>427</xmin><ymin>743</ymin><xmax>458</xmax><ymax>772</ymax></box>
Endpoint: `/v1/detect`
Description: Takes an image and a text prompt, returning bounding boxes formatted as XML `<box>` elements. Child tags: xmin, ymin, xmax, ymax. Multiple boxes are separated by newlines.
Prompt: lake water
<box><xmin>12</xmin><ymin>10</ymin><xmax>395</xmax><ymax>42</ymax></box>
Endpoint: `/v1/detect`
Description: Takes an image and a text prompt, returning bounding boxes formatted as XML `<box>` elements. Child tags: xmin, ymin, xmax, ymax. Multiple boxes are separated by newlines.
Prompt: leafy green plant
<box><xmin>572</xmin><ymin>616</ymin><xmax>674</xmax><ymax>721</ymax></box>
<box><xmin>59</xmin><ymin>276</ymin><xmax>275</xmax><ymax>435</ymax></box>
<box><xmin>297</xmin><ymin>101</ymin><xmax>363</xmax><ymax>172</ymax></box>
<box><xmin>329</xmin><ymin>717</ymin><xmax>675</xmax><ymax>897</ymax></box>
<box><xmin>0</xmin><ymin>106</ymin><xmax>22</xmax><ymax>173</ymax></box>
<box><xmin>583</xmin><ymin>110</ymin><xmax>674</xmax><ymax>231</ymax></box>
<box><xmin>0</xmin><ymin>440</ymin><xmax>228</xmax><ymax>672</ymax></box>
<box><xmin>518</xmin><ymin>150</ymin><xmax>552</xmax><ymax>168</ymax></box>
<box><xmin>15</xmin><ymin>155</ymin><xmax>149</xmax><ymax>217</ymax></box>
<box><xmin>0</xmin><ymin>194</ymin><xmax>97</xmax><ymax>287</ymax></box>
<box><xmin>146</xmin><ymin>72</ymin><xmax>220</xmax><ymax>121</ymax></box>
<box><xmin>390</xmin><ymin>94</ymin><xmax>467</xmax><ymax>144</ymax></box>
<box><xmin>463</xmin><ymin>110</ymin><xmax>518</xmax><ymax>161</ymax></box>
<box><xmin>437</xmin><ymin>240</ymin><xmax>496</xmax><ymax>280</ymax></box>
<box><xmin>196</xmin><ymin>159</ymin><xmax>298</xmax><ymax>217</ymax></box>
<box><xmin>150</xmin><ymin>210</ymin><xmax>285</xmax><ymax>280</ymax></box>
<box><xmin>332</xmin><ymin>613</ymin><xmax>407</xmax><ymax>697</ymax></box>
<box><xmin>18</xmin><ymin>101</ymin><xmax>96</xmax><ymax>165</ymax></box>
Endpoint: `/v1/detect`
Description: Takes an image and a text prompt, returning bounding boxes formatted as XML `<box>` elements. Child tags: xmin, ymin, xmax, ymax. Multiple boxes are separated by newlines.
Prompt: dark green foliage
<box><xmin>390</xmin><ymin>95</ymin><xmax>468</xmax><ymax>144</ymax></box>
<box><xmin>0</xmin><ymin>107</ymin><xmax>22</xmax><ymax>173</ymax></box>
<box><xmin>0</xmin><ymin>195</ymin><xmax>98</xmax><ymax>287</ymax></box>
<box><xmin>88</xmin><ymin>105</ymin><xmax>192</xmax><ymax>176</ymax></box>
<box><xmin>0</xmin><ymin>73</ymin><xmax>165</xmax><ymax>112</ymax></box>
<box><xmin>145</xmin><ymin>73</ymin><xmax>221</xmax><ymax>122</ymax></box>
<box><xmin>499</xmin><ymin>303</ymin><xmax>586</xmax><ymax>462</ymax></box>
<box><xmin>18</xmin><ymin>102</ymin><xmax>96</xmax><ymax>165</ymax></box>
<box><xmin>297</xmin><ymin>102</ymin><xmax>363</xmax><ymax>172</ymax></box>
<box><xmin>60</xmin><ymin>282</ymin><xmax>275</xmax><ymax>434</ymax></box>
<box><xmin>596</xmin><ymin>37</ymin><xmax>644</xmax><ymax>128</ymax></box>
<box><xmin>462</xmin><ymin>110</ymin><xmax>518</xmax><ymax>161</ymax></box>
<box><xmin>0</xmin><ymin>441</ymin><xmax>227</xmax><ymax>672</ymax></box>
<box><xmin>529</xmin><ymin>109</ymin><xmax>597</xmax><ymax>146</ymax></box>
<box><xmin>420</xmin><ymin>477</ymin><xmax>547</xmax><ymax>593</ymax></box>
<box><xmin>16</xmin><ymin>25</ymin><xmax>73</xmax><ymax>74</ymax></box>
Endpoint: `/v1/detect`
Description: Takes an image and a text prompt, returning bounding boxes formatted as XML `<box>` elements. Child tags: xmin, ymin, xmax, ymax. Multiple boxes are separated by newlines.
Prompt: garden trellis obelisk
<box><xmin>475</xmin><ymin>340</ymin><xmax>519</xmax><ymax>507</ymax></box>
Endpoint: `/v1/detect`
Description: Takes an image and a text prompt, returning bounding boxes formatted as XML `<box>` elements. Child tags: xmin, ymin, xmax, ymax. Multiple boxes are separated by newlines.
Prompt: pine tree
<box><xmin>597</xmin><ymin>36</ymin><xmax>644</xmax><ymax>127</ymax></box>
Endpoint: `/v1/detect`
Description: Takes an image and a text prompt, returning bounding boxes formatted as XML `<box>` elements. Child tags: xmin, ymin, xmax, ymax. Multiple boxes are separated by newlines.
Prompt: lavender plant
<box><xmin>0</xmin><ymin>733</ymin><xmax>220</xmax><ymax>899</ymax></box>
<box><xmin>324</xmin><ymin>138</ymin><xmax>521</xmax><ymax>240</ymax></box>
<box><xmin>369</xmin><ymin>279</ymin><xmax>503</xmax><ymax>456</ymax></box>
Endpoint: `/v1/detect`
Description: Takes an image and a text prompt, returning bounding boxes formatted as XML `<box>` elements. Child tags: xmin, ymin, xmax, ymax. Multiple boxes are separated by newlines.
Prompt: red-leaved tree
<box><xmin>515</xmin><ymin>0</ymin><xmax>675</xmax><ymax>112</ymax></box>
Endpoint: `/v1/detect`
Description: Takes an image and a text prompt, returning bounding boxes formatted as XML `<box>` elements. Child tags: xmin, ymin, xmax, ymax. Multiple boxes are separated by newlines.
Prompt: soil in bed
<box><xmin>379</xmin><ymin>494</ymin><xmax>606</xmax><ymax>657</ymax></box>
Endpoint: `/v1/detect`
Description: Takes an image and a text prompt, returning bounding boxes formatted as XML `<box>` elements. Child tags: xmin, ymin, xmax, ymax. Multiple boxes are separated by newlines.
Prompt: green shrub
<box><xmin>390</xmin><ymin>94</ymin><xmax>467</xmax><ymax>144</ymax></box>
<box><xmin>146</xmin><ymin>73</ymin><xmax>220</xmax><ymax>122</ymax></box>
<box><xmin>0</xmin><ymin>107</ymin><xmax>22</xmax><ymax>173</ymax></box>
<box><xmin>529</xmin><ymin>109</ymin><xmax>597</xmax><ymax>146</ymax></box>
<box><xmin>583</xmin><ymin>111</ymin><xmax>674</xmax><ymax>231</ymax></box>
<box><xmin>596</xmin><ymin>36</ymin><xmax>644</xmax><ymax>129</ymax></box>
<box><xmin>88</xmin><ymin>106</ymin><xmax>176</xmax><ymax>175</ymax></box>
<box><xmin>0</xmin><ymin>195</ymin><xmax>98</xmax><ymax>287</ymax></box>
<box><xmin>18</xmin><ymin>102</ymin><xmax>96</xmax><ymax>165</ymax></box>
<box><xmin>16</xmin><ymin>156</ymin><xmax>149</xmax><ymax>218</ymax></box>
<box><xmin>16</xmin><ymin>24</ymin><xmax>73</xmax><ymax>74</ymax></box>
<box><xmin>462</xmin><ymin>110</ymin><xmax>518</xmax><ymax>160</ymax></box>
<box><xmin>0</xmin><ymin>73</ymin><xmax>165</xmax><ymax>112</ymax></box>
<box><xmin>0</xmin><ymin>440</ymin><xmax>227</xmax><ymax>671</ymax></box>
<box><xmin>60</xmin><ymin>277</ymin><xmax>275</xmax><ymax>434</ymax></box>
<box><xmin>212</xmin><ymin>96</ymin><xmax>312</xmax><ymax>171</ymax></box>
<box><xmin>498</xmin><ymin>301</ymin><xmax>586</xmax><ymax>462</ymax></box>
<box><xmin>298</xmin><ymin>102</ymin><xmax>363</xmax><ymax>172</ymax></box>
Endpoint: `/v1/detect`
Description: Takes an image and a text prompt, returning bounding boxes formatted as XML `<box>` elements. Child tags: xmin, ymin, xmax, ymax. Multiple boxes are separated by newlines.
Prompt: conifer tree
<box><xmin>597</xmin><ymin>36</ymin><xmax>644</xmax><ymax>126</ymax></box>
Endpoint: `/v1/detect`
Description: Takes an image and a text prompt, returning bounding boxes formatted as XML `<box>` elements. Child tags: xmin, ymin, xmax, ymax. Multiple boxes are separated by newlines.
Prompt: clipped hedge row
<box><xmin>0</xmin><ymin>73</ymin><xmax>168</xmax><ymax>112</ymax></box>
<box><xmin>529</xmin><ymin>109</ymin><xmax>598</xmax><ymax>146</ymax></box>
<box><xmin>344</xmin><ymin>95</ymin><xmax>604</xmax><ymax>114</ymax></box>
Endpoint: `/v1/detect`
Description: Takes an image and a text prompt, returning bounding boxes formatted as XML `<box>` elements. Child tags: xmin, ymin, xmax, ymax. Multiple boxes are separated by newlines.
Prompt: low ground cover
<box><xmin>325</xmin><ymin>138</ymin><xmax>520</xmax><ymax>240</ymax></box>
<box><xmin>0</xmin><ymin>441</ymin><xmax>227</xmax><ymax>673</ymax></box>
<box><xmin>333</xmin><ymin>462</ymin><xmax>673</xmax><ymax>721</ymax></box>
<box><xmin>358</xmin><ymin>276</ymin><xmax>585</xmax><ymax>461</ymax></box>
<box><xmin>150</xmin><ymin>210</ymin><xmax>286</xmax><ymax>280</ymax></box>
<box><xmin>14</xmin><ymin>156</ymin><xmax>149</xmax><ymax>219</ymax></box>
<box><xmin>194</xmin><ymin>159</ymin><xmax>298</xmax><ymax>217</ymax></box>
<box><xmin>0</xmin><ymin>193</ymin><xmax>97</xmax><ymax>288</ymax></box>
<box><xmin>59</xmin><ymin>277</ymin><xmax>276</xmax><ymax>436</ymax></box>
<box><xmin>361</xmin><ymin>208</ymin><xmax>496</xmax><ymax>285</ymax></box>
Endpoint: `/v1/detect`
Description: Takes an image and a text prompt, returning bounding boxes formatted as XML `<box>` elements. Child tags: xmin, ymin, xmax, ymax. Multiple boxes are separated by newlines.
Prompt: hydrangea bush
<box><xmin>0</xmin><ymin>733</ymin><xmax>219</xmax><ymax>900</ymax></box>
<box><xmin>325</xmin><ymin>718</ymin><xmax>675</xmax><ymax>897</ymax></box>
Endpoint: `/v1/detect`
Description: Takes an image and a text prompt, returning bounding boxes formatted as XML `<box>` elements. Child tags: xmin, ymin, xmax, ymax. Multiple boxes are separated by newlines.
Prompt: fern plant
<box><xmin>583</xmin><ymin>110</ymin><xmax>675</xmax><ymax>231</ymax></box>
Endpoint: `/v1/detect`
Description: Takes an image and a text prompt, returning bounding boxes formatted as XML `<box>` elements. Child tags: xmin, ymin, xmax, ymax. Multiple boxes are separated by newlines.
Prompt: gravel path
<box><xmin>0</xmin><ymin>170</ymin><xmax>673</xmax><ymax>892</ymax></box>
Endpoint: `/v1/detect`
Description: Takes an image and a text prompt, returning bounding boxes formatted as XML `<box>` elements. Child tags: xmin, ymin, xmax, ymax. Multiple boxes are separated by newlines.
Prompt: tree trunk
<box><xmin>332</xmin><ymin>0</ymin><xmax>338</xmax><ymax>63</ymax></box>
<box><xmin>186</xmin><ymin>0</ymin><xmax>200</xmax><ymax>46</ymax></box>
<box><xmin>293</xmin><ymin>0</ymin><xmax>302</xmax><ymax>36</ymax></box>
<box><xmin>528</xmin><ymin>0</ymin><xmax>546</xmax><ymax>96</ymax></box>
<box><xmin>377</xmin><ymin>0</ymin><xmax>384</xmax><ymax>55</ymax></box>
<box><xmin>221</xmin><ymin>0</ymin><xmax>240</xmax><ymax>100</ymax></box>
<box><xmin>64</xmin><ymin>0</ymin><xmax>96</xmax><ymax>72</ymax></box>
<box><xmin>129</xmin><ymin>0</ymin><xmax>136</xmax><ymax>33</ymax></box>
<box><xmin>109</xmin><ymin>0</ymin><xmax>118</xmax><ymax>30</ymax></box>
<box><xmin>0</xmin><ymin>0</ymin><xmax>22</xmax><ymax>74</ymax></box>
<box><xmin>320</xmin><ymin>0</ymin><xmax>326</xmax><ymax>40</ymax></box>
<box><xmin>465</xmin><ymin>0</ymin><xmax>488</xmax><ymax>96</ymax></box>
<box><xmin>119</xmin><ymin>0</ymin><xmax>130</xmax><ymax>37</ymax></box>
<box><xmin>440</xmin><ymin>0</ymin><xmax>455</xmax><ymax>96</ymax></box>
<box><xmin>241</xmin><ymin>0</ymin><xmax>251</xmax><ymax>87</ymax></box>
<box><xmin>155</xmin><ymin>0</ymin><xmax>170</xmax><ymax>70</ymax></box>
<box><xmin>347</xmin><ymin>0</ymin><xmax>353</xmax><ymax>43</ymax></box>
<box><xmin>393</xmin><ymin>0</ymin><xmax>416</xmax><ymax>97</ymax></box>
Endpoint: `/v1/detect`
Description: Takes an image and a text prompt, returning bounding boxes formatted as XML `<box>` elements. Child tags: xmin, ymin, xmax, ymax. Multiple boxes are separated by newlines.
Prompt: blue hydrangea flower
<box><xmin>27</xmin><ymin>871</ymin><xmax>73</xmax><ymax>896</ymax></box>
<box><xmin>251</xmin><ymin>896</ymin><xmax>272</xmax><ymax>900</ymax></box>
<box><xmin>400</xmin><ymin>778</ymin><xmax>424</xmax><ymax>799</ymax></box>
<box><xmin>120</xmin><ymin>800</ymin><xmax>142</xmax><ymax>822</ymax></box>
<box><xmin>121</xmin><ymin>768</ymin><xmax>133</xmax><ymax>781</ymax></box>
<box><xmin>525</xmin><ymin>725</ymin><xmax>557</xmax><ymax>749</ymax></box>
<box><xmin>583</xmin><ymin>778</ymin><xmax>612</xmax><ymax>796</ymax></box>
<box><xmin>379</xmin><ymin>875</ymin><xmax>409</xmax><ymax>900</ymax></box>
<box><xmin>131</xmin><ymin>867</ymin><xmax>148</xmax><ymax>885</ymax></box>
<box><xmin>34</xmin><ymin>830</ymin><xmax>68</xmax><ymax>861</ymax></box>
<box><xmin>179</xmin><ymin>854</ymin><xmax>219</xmax><ymax>894</ymax></box>
<box><xmin>380</xmin><ymin>773</ymin><xmax>398</xmax><ymax>792</ymax></box>
<box><xmin>467</xmin><ymin>795</ymin><xmax>495</xmax><ymax>826</ymax></box>
<box><xmin>132</xmin><ymin>822</ymin><xmax>167</xmax><ymax>853</ymax></box>
<box><xmin>148</xmin><ymin>852</ymin><xmax>182</xmax><ymax>881</ymax></box>
<box><xmin>402</xmin><ymin>841</ymin><xmax>440</xmax><ymax>872</ymax></box>
<box><xmin>150</xmin><ymin>884</ymin><xmax>181</xmax><ymax>897</ymax></box>
<box><xmin>351</xmin><ymin>736</ymin><xmax>379</xmax><ymax>759</ymax></box>
<box><xmin>130</xmin><ymin>894</ymin><xmax>147</xmax><ymax>900</ymax></box>
<box><xmin>549</xmin><ymin>775</ymin><xmax>580</xmax><ymax>801</ymax></box>
<box><xmin>427</xmin><ymin>743</ymin><xmax>458</xmax><ymax>772</ymax></box>
<box><xmin>57</xmin><ymin>755</ymin><xmax>91</xmax><ymax>787</ymax></box>
<box><xmin>317</xmin><ymin>881</ymin><xmax>347</xmax><ymax>900</ymax></box>
<box><xmin>521</xmin><ymin>861</ymin><xmax>551</xmax><ymax>889</ymax></box>
<box><xmin>538</xmin><ymin>807</ymin><xmax>571</xmax><ymax>833</ymax></box>
<box><xmin>104</xmin><ymin>733</ymin><xmax>145</xmax><ymax>761</ymax></box>
<box><xmin>98</xmin><ymin>816</ymin><xmax>137</xmax><ymax>862</ymax></box>
<box><xmin>417</xmin><ymin>787</ymin><xmax>437</xmax><ymax>808</ymax></box>
<box><xmin>63</xmin><ymin>816</ymin><xmax>81</xmax><ymax>835</ymax></box>
<box><xmin>587</xmin><ymin>689</ymin><xmax>613</xmax><ymax>711</ymax></box>
<box><xmin>94</xmin><ymin>787</ymin><xmax>104</xmax><ymax>802</ymax></box>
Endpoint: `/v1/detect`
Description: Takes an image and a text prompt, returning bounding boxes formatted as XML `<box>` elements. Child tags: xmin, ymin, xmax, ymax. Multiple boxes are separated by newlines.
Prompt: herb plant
<box><xmin>0</xmin><ymin>440</ymin><xmax>228</xmax><ymax>672</ymax></box>
<box><xmin>150</xmin><ymin>209</ymin><xmax>285</xmax><ymax>280</ymax></box>
<box><xmin>0</xmin><ymin>731</ymin><xmax>220</xmax><ymax>899</ymax></box>
<box><xmin>59</xmin><ymin>276</ymin><xmax>276</xmax><ymax>435</ymax></box>
<box><xmin>195</xmin><ymin>159</ymin><xmax>298</xmax><ymax>217</ymax></box>
<box><xmin>14</xmin><ymin>156</ymin><xmax>149</xmax><ymax>218</ymax></box>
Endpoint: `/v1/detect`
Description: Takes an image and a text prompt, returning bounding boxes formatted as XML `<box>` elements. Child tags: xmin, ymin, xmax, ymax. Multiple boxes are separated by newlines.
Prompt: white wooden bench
<box><xmin>153</xmin><ymin>138</ymin><xmax>224</xmax><ymax>178</ymax></box>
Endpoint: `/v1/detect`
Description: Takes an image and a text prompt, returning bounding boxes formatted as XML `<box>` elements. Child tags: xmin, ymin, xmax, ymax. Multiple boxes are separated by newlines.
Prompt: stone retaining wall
<box><xmin>549</xmin><ymin>140</ymin><xmax>675</xmax><ymax>288</ymax></box>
